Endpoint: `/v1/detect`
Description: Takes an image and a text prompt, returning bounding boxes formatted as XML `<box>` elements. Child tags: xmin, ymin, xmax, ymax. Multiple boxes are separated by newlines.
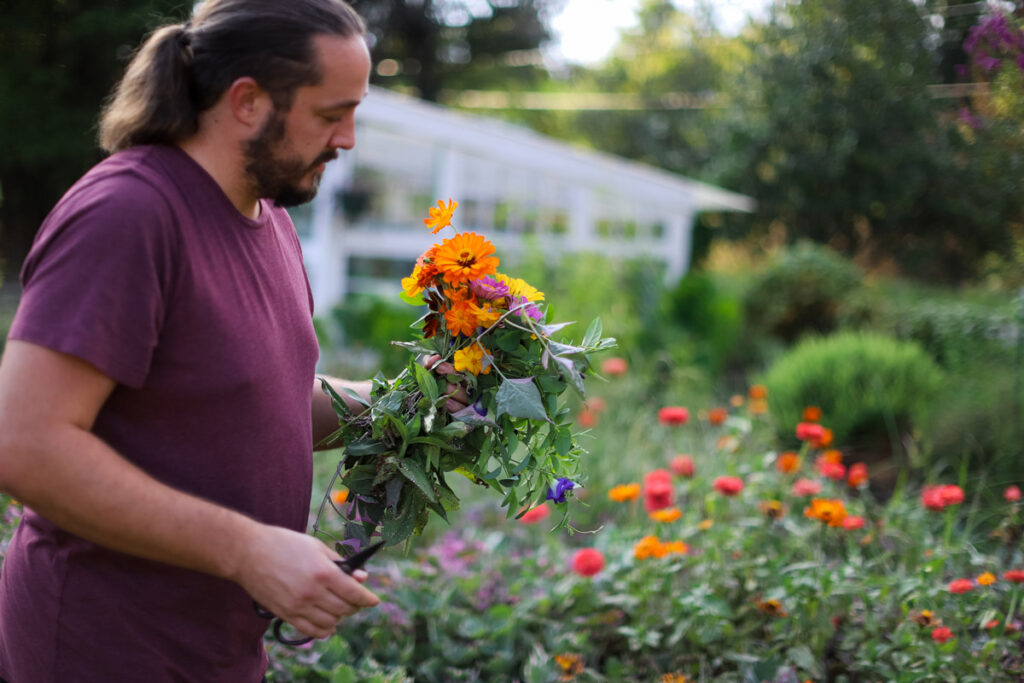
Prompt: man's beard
<box><xmin>243</xmin><ymin>110</ymin><xmax>337</xmax><ymax>208</ymax></box>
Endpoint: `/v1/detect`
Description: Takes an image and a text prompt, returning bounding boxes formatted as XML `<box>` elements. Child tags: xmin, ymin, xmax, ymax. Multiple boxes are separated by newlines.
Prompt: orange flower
<box><xmin>469</xmin><ymin>300</ymin><xmax>502</xmax><ymax>328</ymax></box>
<box><xmin>776</xmin><ymin>452</ymin><xmax>801</xmax><ymax>474</ymax></box>
<box><xmin>445</xmin><ymin>299</ymin><xmax>480</xmax><ymax>337</ymax></box>
<box><xmin>697</xmin><ymin>519</ymin><xmax>713</xmax><ymax>531</ymax></box>
<box><xmin>554</xmin><ymin>653</ymin><xmax>584</xmax><ymax>681</ymax></box>
<box><xmin>814</xmin><ymin>427</ymin><xmax>834</xmax><ymax>448</ymax></box>
<box><xmin>977</xmin><ymin>572</ymin><xmax>997</xmax><ymax>586</ymax></box>
<box><xmin>756</xmin><ymin>598</ymin><xmax>788</xmax><ymax>617</ymax></box>
<box><xmin>802</xmin><ymin>405</ymin><xmax>822</xmax><ymax>422</ymax></box>
<box><xmin>803</xmin><ymin>498</ymin><xmax>847</xmax><ymax>526</ymax></box>
<box><xmin>663</xmin><ymin>540</ymin><xmax>689</xmax><ymax>555</ymax></box>
<box><xmin>661</xmin><ymin>674</ymin><xmax>689</xmax><ymax>683</ymax></box>
<box><xmin>608</xmin><ymin>483</ymin><xmax>640</xmax><ymax>502</ymax></box>
<box><xmin>707</xmin><ymin>407</ymin><xmax>727</xmax><ymax>426</ymax></box>
<box><xmin>759</xmin><ymin>500</ymin><xmax>785</xmax><ymax>519</ymax></box>
<box><xmin>729</xmin><ymin>394</ymin><xmax>744</xmax><ymax>407</ymax></box>
<box><xmin>434</xmin><ymin>232</ymin><xmax>499</xmax><ymax>285</ymax></box>
<box><xmin>331</xmin><ymin>489</ymin><xmax>349</xmax><ymax>505</ymax></box>
<box><xmin>820</xmin><ymin>449</ymin><xmax>843</xmax><ymax>464</ymax></box>
<box><xmin>424</xmin><ymin>198</ymin><xmax>458</xmax><ymax>234</ymax></box>
<box><xmin>748</xmin><ymin>384</ymin><xmax>768</xmax><ymax>400</ymax></box>
<box><xmin>649</xmin><ymin>507</ymin><xmax>682</xmax><ymax>523</ymax></box>
<box><xmin>748</xmin><ymin>398</ymin><xmax>769</xmax><ymax>414</ymax></box>
<box><xmin>634</xmin><ymin>535</ymin><xmax>668</xmax><ymax>560</ymax></box>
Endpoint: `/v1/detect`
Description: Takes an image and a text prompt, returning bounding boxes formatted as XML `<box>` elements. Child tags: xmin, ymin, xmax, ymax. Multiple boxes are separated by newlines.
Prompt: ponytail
<box><xmin>98</xmin><ymin>22</ymin><xmax>197</xmax><ymax>153</ymax></box>
<box><xmin>98</xmin><ymin>0</ymin><xmax>365</xmax><ymax>154</ymax></box>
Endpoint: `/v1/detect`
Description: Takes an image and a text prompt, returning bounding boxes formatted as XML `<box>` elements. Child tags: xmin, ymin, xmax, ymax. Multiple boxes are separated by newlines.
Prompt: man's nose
<box><xmin>329</xmin><ymin>118</ymin><xmax>356</xmax><ymax>150</ymax></box>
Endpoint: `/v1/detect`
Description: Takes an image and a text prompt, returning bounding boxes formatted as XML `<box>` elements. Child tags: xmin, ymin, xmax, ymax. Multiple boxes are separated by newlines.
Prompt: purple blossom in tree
<box><xmin>546</xmin><ymin>477</ymin><xmax>576</xmax><ymax>503</ymax></box>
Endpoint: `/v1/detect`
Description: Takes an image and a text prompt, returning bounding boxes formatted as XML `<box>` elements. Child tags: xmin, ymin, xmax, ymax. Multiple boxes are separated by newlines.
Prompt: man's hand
<box><xmin>423</xmin><ymin>354</ymin><xmax>469</xmax><ymax>413</ymax></box>
<box><xmin>235</xmin><ymin>525</ymin><xmax>379</xmax><ymax>639</ymax></box>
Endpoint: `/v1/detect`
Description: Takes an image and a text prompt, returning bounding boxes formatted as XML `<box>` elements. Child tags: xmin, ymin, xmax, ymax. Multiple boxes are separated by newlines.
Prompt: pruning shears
<box><xmin>254</xmin><ymin>540</ymin><xmax>386</xmax><ymax>646</ymax></box>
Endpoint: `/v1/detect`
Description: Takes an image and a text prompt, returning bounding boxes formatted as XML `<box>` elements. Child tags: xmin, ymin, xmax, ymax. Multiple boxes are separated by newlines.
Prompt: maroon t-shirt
<box><xmin>0</xmin><ymin>145</ymin><xmax>319</xmax><ymax>682</ymax></box>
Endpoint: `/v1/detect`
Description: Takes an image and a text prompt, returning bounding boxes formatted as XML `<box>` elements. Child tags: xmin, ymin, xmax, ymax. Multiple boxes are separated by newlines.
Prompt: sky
<box><xmin>550</xmin><ymin>0</ymin><xmax>772</xmax><ymax>65</ymax></box>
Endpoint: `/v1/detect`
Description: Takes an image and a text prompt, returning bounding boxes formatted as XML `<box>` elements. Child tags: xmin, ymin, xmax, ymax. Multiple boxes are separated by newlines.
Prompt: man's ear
<box><xmin>226</xmin><ymin>77</ymin><xmax>273</xmax><ymax>130</ymax></box>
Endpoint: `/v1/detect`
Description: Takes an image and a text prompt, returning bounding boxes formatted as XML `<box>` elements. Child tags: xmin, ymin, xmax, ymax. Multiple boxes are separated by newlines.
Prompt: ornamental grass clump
<box><xmin>314</xmin><ymin>200</ymin><xmax>615</xmax><ymax>549</ymax></box>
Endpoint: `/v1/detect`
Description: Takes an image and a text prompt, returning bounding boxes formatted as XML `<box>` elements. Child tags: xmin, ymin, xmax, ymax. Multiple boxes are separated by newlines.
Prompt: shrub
<box><xmin>743</xmin><ymin>242</ymin><xmax>864</xmax><ymax>345</ymax></box>
<box><xmin>665</xmin><ymin>271</ymin><xmax>743</xmax><ymax>373</ymax></box>
<box><xmin>760</xmin><ymin>332</ymin><xmax>943</xmax><ymax>452</ymax></box>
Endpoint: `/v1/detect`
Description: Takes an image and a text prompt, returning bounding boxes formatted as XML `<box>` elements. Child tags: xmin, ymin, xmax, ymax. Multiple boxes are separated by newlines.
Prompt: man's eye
<box><xmin>321</xmin><ymin>114</ymin><xmax>342</xmax><ymax>124</ymax></box>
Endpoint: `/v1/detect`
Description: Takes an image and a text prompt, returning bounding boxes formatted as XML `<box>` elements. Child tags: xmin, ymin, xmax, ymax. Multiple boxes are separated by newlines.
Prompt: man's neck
<box><xmin>177</xmin><ymin>136</ymin><xmax>261</xmax><ymax>219</ymax></box>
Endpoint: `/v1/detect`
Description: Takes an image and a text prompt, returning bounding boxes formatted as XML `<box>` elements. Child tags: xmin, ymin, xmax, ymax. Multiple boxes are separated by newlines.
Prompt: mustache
<box><xmin>311</xmin><ymin>150</ymin><xmax>338</xmax><ymax>169</ymax></box>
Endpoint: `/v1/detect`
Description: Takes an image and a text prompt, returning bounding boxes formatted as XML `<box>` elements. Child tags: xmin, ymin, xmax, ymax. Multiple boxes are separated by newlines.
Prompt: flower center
<box><xmin>457</xmin><ymin>250</ymin><xmax>476</xmax><ymax>267</ymax></box>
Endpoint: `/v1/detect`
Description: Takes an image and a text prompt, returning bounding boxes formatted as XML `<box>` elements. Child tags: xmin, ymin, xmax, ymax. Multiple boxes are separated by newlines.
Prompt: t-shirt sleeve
<box><xmin>9</xmin><ymin>173</ymin><xmax>177</xmax><ymax>388</ymax></box>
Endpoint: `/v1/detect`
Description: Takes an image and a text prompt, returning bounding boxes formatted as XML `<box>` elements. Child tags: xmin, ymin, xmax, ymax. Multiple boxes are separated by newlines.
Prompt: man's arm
<box><xmin>0</xmin><ymin>341</ymin><xmax>378</xmax><ymax>638</ymax></box>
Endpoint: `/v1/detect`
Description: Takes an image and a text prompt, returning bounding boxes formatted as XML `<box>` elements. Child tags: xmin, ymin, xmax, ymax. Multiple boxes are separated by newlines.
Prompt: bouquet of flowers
<box><xmin>315</xmin><ymin>199</ymin><xmax>616</xmax><ymax>550</ymax></box>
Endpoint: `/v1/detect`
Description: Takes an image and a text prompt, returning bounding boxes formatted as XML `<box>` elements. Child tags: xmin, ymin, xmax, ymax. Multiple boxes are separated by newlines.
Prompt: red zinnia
<box><xmin>948</xmin><ymin>578</ymin><xmax>974</xmax><ymax>594</ymax></box>
<box><xmin>796</xmin><ymin>422</ymin><xmax>826</xmax><ymax>442</ymax></box>
<box><xmin>643</xmin><ymin>469</ymin><xmax>675</xmax><ymax>512</ymax></box>
<box><xmin>712</xmin><ymin>476</ymin><xmax>744</xmax><ymax>497</ymax></box>
<box><xmin>922</xmin><ymin>484</ymin><xmax>964</xmax><ymax>511</ymax></box>
<box><xmin>670</xmin><ymin>454</ymin><xmax>695</xmax><ymax>478</ymax></box>
<box><xmin>658</xmin><ymin>406</ymin><xmax>689</xmax><ymax>426</ymax></box>
<box><xmin>847</xmin><ymin>462</ymin><xmax>869</xmax><ymax>488</ymax></box>
<box><xmin>1006</xmin><ymin>485</ymin><xmax>1022</xmax><ymax>502</ymax></box>
<box><xmin>931</xmin><ymin>626</ymin><xmax>954</xmax><ymax>643</ymax></box>
<box><xmin>518</xmin><ymin>503</ymin><xmax>550</xmax><ymax>524</ymax></box>
<box><xmin>819</xmin><ymin>461</ymin><xmax>847</xmax><ymax>481</ymax></box>
<box><xmin>571</xmin><ymin>548</ymin><xmax>605</xmax><ymax>577</ymax></box>
<box><xmin>1004</xmin><ymin>569</ymin><xmax>1024</xmax><ymax>583</ymax></box>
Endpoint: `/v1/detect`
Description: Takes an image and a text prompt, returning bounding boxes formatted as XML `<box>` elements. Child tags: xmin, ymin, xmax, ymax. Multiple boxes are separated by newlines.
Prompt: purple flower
<box><xmin>472</xmin><ymin>399</ymin><xmax>488</xmax><ymax>416</ymax></box>
<box><xmin>511</xmin><ymin>295</ymin><xmax>544</xmax><ymax>321</ymax></box>
<box><xmin>469</xmin><ymin>276</ymin><xmax>510</xmax><ymax>301</ymax></box>
<box><xmin>546</xmin><ymin>477</ymin><xmax>576</xmax><ymax>504</ymax></box>
<box><xmin>958</xmin><ymin>107</ymin><xmax>982</xmax><ymax>130</ymax></box>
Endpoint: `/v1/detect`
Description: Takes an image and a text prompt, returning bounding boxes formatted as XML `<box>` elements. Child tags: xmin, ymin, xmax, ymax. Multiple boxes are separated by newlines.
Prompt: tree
<box><xmin>0</xmin><ymin>0</ymin><xmax>187</xmax><ymax>274</ymax></box>
<box><xmin>348</xmin><ymin>0</ymin><xmax>565</xmax><ymax>102</ymax></box>
<box><xmin>715</xmin><ymin>0</ymin><xmax>1022</xmax><ymax>282</ymax></box>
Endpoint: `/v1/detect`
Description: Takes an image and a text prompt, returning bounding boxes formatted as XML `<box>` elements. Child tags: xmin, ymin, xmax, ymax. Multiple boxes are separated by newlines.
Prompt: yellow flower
<box><xmin>434</xmin><ymin>232</ymin><xmax>499</xmax><ymax>285</ymax></box>
<box><xmin>608</xmin><ymin>483</ymin><xmax>640</xmax><ymax>502</ymax></box>
<box><xmin>495</xmin><ymin>273</ymin><xmax>544</xmax><ymax>301</ymax></box>
<box><xmin>756</xmin><ymin>598</ymin><xmax>788</xmax><ymax>617</ymax></box>
<box><xmin>469</xmin><ymin>300</ymin><xmax>502</xmax><ymax>329</ymax></box>
<box><xmin>402</xmin><ymin>265</ymin><xmax>426</xmax><ymax>297</ymax></box>
<box><xmin>977</xmin><ymin>572</ymin><xmax>997</xmax><ymax>586</ymax></box>
<box><xmin>803</xmin><ymin>498</ymin><xmax>847</xmax><ymax>527</ymax></box>
<box><xmin>554</xmin><ymin>653</ymin><xmax>583</xmax><ymax>681</ymax></box>
<box><xmin>424</xmin><ymin>198</ymin><xmax>458</xmax><ymax>234</ymax></box>
<box><xmin>649</xmin><ymin>507</ymin><xmax>682</xmax><ymax>523</ymax></box>
<box><xmin>662</xmin><ymin>674</ymin><xmax>689</xmax><ymax>683</ymax></box>
<box><xmin>453</xmin><ymin>343</ymin><xmax>491</xmax><ymax>376</ymax></box>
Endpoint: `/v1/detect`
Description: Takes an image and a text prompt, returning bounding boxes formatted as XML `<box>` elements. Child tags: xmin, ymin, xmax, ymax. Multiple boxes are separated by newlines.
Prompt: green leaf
<box><xmin>318</xmin><ymin>378</ymin><xmax>352</xmax><ymax>418</ymax></box>
<box><xmin>582</xmin><ymin>318</ymin><xmax>603</xmax><ymax>348</ymax></box>
<box><xmin>381</xmin><ymin>497</ymin><xmax>420</xmax><ymax>545</ymax></box>
<box><xmin>414</xmin><ymin>363</ymin><xmax>439</xmax><ymax>403</ymax></box>
<box><xmin>398</xmin><ymin>291</ymin><xmax>424</xmax><ymax>306</ymax></box>
<box><xmin>495</xmin><ymin>378</ymin><xmax>550</xmax><ymax>422</ymax></box>
<box><xmin>344</xmin><ymin>440</ymin><xmax>389</xmax><ymax>457</ymax></box>
<box><xmin>398</xmin><ymin>457</ymin><xmax>437</xmax><ymax>502</ymax></box>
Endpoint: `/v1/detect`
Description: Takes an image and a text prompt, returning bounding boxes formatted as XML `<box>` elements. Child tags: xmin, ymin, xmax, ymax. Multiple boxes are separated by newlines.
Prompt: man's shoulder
<box><xmin>73</xmin><ymin>145</ymin><xmax>188</xmax><ymax>209</ymax></box>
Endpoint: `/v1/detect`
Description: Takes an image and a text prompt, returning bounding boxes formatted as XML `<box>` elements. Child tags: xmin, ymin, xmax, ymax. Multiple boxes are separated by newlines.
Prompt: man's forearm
<box><xmin>0</xmin><ymin>424</ymin><xmax>258</xmax><ymax>583</ymax></box>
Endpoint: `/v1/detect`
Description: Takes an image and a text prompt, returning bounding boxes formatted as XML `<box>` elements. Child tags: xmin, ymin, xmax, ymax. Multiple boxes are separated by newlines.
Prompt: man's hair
<box><xmin>98</xmin><ymin>0</ymin><xmax>365</xmax><ymax>153</ymax></box>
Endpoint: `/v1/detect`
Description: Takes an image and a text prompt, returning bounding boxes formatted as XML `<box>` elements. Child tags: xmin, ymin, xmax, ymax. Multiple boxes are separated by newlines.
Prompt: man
<box><xmin>0</xmin><ymin>1</ymin><xmax>388</xmax><ymax>679</ymax></box>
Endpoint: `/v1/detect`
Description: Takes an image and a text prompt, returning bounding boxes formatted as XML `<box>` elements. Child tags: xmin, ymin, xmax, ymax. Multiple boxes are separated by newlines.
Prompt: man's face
<box><xmin>244</xmin><ymin>34</ymin><xmax>371</xmax><ymax>207</ymax></box>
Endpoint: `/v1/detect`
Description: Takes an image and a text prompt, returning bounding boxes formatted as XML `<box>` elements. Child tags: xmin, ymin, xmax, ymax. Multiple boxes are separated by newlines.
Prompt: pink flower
<box><xmin>791</xmin><ymin>478</ymin><xmax>822</xmax><ymax>497</ymax></box>
<box><xmin>847</xmin><ymin>462</ymin><xmax>868</xmax><ymax>488</ymax></box>
<box><xmin>948</xmin><ymin>578</ymin><xmax>975</xmax><ymax>594</ymax></box>
<box><xmin>795</xmin><ymin>422</ymin><xmax>826</xmax><ymax>442</ymax></box>
<box><xmin>712</xmin><ymin>476</ymin><xmax>744</xmax><ymax>497</ymax></box>
<box><xmin>670</xmin><ymin>454</ymin><xmax>695</xmax><ymax>478</ymax></box>
<box><xmin>842</xmin><ymin>515</ymin><xmax>865</xmax><ymax>530</ymax></box>
<box><xmin>518</xmin><ymin>504</ymin><xmax>550</xmax><ymax>524</ymax></box>
<box><xmin>931</xmin><ymin>626</ymin><xmax>954</xmax><ymax>643</ymax></box>
<box><xmin>571</xmin><ymin>548</ymin><xmax>605</xmax><ymax>577</ymax></box>
<box><xmin>658</xmin><ymin>406</ymin><xmax>689</xmax><ymax>426</ymax></box>
<box><xmin>643</xmin><ymin>469</ymin><xmax>675</xmax><ymax>512</ymax></box>
<box><xmin>819</xmin><ymin>461</ymin><xmax>847</xmax><ymax>481</ymax></box>
<box><xmin>601</xmin><ymin>357</ymin><xmax>629</xmax><ymax>376</ymax></box>
<box><xmin>922</xmin><ymin>485</ymin><xmax>965</xmax><ymax>511</ymax></box>
<box><xmin>1005</xmin><ymin>485</ymin><xmax>1021</xmax><ymax>502</ymax></box>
